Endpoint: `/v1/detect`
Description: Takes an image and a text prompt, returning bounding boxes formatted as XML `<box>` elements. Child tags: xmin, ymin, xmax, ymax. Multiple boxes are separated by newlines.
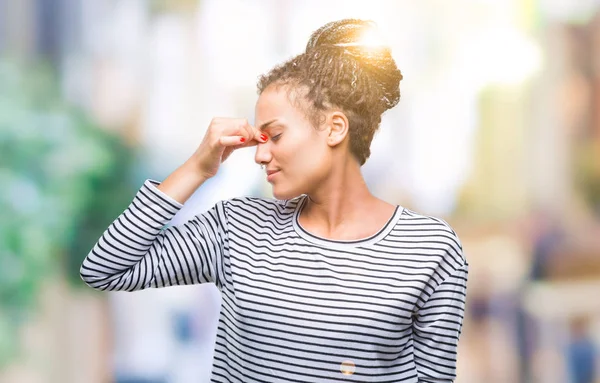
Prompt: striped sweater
<box><xmin>80</xmin><ymin>180</ymin><xmax>468</xmax><ymax>383</ymax></box>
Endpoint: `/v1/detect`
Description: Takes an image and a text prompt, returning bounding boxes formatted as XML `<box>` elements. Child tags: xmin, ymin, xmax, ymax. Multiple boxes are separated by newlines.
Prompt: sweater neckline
<box><xmin>292</xmin><ymin>195</ymin><xmax>403</xmax><ymax>249</ymax></box>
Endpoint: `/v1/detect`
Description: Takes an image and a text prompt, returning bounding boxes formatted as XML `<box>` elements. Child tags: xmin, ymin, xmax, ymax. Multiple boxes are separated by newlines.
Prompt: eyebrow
<box><xmin>258</xmin><ymin>119</ymin><xmax>279</xmax><ymax>131</ymax></box>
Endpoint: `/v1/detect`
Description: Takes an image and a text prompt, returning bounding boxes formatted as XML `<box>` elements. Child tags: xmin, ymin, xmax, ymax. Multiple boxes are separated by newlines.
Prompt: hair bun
<box><xmin>305</xmin><ymin>19</ymin><xmax>377</xmax><ymax>52</ymax></box>
<box><xmin>306</xmin><ymin>19</ymin><xmax>402</xmax><ymax>111</ymax></box>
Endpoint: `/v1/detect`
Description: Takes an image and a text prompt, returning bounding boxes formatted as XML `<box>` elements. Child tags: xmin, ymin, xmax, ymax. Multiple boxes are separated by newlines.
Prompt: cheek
<box><xmin>277</xmin><ymin>128</ymin><xmax>329</xmax><ymax>171</ymax></box>
<box><xmin>293</xmin><ymin>143</ymin><xmax>330</xmax><ymax>178</ymax></box>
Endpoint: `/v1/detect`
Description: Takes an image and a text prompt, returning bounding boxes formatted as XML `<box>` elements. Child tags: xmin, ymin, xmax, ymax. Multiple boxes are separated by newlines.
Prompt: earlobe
<box><xmin>327</xmin><ymin>111</ymin><xmax>349</xmax><ymax>147</ymax></box>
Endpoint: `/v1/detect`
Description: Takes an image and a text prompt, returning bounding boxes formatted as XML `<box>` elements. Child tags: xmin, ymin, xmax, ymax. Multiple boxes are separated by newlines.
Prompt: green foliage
<box><xmin>0</xmin><ymin>59</ymin><xmax>137</xmax><ymax>366</ymax></box>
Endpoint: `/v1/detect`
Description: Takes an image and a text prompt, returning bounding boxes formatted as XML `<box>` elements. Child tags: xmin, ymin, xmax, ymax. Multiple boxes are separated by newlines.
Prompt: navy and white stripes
<box><xmin>81</xmin><ymin>180</ymin><xmax>468</xmax><ymax>382</ymax></box>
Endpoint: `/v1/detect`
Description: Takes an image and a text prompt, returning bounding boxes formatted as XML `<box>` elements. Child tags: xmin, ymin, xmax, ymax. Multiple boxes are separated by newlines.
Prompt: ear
<box><xmin>326</xmin><ymin>111</ymin><xmax>349</xmax><ymax>147</ymax></box>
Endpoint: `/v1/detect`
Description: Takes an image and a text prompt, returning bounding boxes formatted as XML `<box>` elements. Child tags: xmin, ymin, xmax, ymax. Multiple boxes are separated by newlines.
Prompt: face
<box><xmin>254</xmin><ymin>85</ymin><xmax>334</xmax><ymax>200</ymax></box>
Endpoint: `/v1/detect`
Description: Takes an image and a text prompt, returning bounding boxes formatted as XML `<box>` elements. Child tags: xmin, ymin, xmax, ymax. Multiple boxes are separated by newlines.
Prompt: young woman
<box><xmin>81</xmin><ymin>18</ymin><xmax>468</xmax><ymax>383</ymax></box>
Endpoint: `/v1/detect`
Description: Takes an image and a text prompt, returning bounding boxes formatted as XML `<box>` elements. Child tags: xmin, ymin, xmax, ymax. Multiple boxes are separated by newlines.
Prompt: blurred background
<box><xmin>1</xmin><ymin>0</ymin><xmax>600</xmax><ymax>382</ymax></box>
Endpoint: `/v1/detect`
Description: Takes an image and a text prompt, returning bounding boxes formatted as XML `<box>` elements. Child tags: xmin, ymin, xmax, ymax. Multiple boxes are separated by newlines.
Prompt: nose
<box><xmin>254</xmin><ymin>140</ymin><xmax>272</xmax><ymax>166</ymax></box>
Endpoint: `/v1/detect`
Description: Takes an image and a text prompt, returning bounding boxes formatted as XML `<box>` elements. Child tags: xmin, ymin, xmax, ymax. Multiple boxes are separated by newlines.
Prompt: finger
<box><xmin>242</xmin><ymin>120</ymin><xmax>268</xmax><ymax>143</ymax></box>
<box><xmin>217</xmin><ymin>119</ymin><xmax>251</xmax><ymax>139</ymax></box>
<box><xmin>240</xmin><ymin>139</ymin><xmax>258</xmax><ymax>148</ymax></box>
<box><xmin>219</xmin><ymin>136</ymin><xmax>248</xmax><ymax>147</ymax></box>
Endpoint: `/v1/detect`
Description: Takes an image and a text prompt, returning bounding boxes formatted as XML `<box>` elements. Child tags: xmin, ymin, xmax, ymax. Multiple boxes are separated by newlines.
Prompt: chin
<box><xmin>271</xmin><ymin>185</ymin><xmax>303</xmax><ymax>201</ymax></box>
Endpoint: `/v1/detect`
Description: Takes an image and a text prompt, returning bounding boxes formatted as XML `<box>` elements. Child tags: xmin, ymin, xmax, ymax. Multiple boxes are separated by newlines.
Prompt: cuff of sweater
<box><xmin>135</xmin><ymin>179</ymin><xmax>184</xmax><ymax>223</ymax></box>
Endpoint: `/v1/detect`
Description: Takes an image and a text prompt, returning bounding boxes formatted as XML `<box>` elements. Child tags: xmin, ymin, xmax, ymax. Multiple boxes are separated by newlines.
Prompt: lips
<box><xmin>266</xmin><ymin>169</ymin><xmax>280</xmax><ymax>182</ymax></box>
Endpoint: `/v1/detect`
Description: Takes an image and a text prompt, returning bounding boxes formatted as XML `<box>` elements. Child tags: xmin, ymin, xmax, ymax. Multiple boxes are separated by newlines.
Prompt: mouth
<box><xmin>266</xmin><ymin>169</ymin><xmax>280</xmax><ymax>182</ymax></box>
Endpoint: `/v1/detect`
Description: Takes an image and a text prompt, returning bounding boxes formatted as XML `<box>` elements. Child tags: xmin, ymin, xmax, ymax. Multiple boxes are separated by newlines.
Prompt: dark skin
<box><xmin>254</xmin><ymin>84</ymin><xmax>396</xmax><ymax>241</ymax></box>
<box><xmin>158</xmin><ymin>82</ymin><xmax>395</xmax><ymax>242</ymax></box>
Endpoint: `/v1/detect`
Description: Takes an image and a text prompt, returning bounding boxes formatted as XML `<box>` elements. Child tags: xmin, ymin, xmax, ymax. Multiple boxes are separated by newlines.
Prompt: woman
<box><xmin>81</xmin><ymin>19</ymin><xmax>468</xmax><ymax>383</ymax></box>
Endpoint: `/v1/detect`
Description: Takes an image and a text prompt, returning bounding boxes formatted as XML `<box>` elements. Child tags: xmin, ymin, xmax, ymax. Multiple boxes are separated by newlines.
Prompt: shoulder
<box><xmin>398</xmin><ymin>208</ymin><xmax>466</xmax><ymax>267</ymax></box>
<box><xmin>221</xmin><ymin>194</ymin><xmax>305</xmax><ymax>219</ymax></box>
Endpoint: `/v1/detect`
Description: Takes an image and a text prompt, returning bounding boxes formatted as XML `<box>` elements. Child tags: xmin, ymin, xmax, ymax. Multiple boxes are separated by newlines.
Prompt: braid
<box><xmin>257</xmin><ymin>19</ymin><xmax>402</xmax><ymax>165</ymax></box>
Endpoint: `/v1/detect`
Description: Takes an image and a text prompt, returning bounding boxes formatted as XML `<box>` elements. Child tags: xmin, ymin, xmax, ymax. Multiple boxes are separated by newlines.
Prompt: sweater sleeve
<box><xmin>413</xmin><ymin>256</ymin><xmax>468</xmax><ymax>382</ymax></box>
<box><xmin>79</xmin><ymin>180</ymin><xmax>229</xmax><ymax>291</ymax></box>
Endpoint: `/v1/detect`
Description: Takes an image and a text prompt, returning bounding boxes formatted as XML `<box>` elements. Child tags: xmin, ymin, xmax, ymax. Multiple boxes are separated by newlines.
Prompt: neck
<box><xmin>302</xmin><ymin>159</ymin><xmax>378</xmax><ymax>234</ymax></box>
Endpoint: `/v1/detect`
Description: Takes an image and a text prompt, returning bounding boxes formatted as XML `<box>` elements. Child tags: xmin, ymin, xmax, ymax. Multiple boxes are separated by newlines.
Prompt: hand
<box><xmin>192</xmin><ymin>117</ymin><xmax>266</xmax><ymax>179</ymax></box>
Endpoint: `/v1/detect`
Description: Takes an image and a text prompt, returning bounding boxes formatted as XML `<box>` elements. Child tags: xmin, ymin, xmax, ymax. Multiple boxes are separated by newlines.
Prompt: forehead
<box><xmin>254</xmin><ymin>84</ymin><xmax>308</xmax><ymax>125</ymax></box>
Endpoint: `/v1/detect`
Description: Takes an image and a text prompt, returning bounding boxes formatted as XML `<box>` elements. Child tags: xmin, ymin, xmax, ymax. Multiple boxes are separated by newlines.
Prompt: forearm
<box><xmin>79</xmin><ymin>180</ymin><xmax>182</xmax><ymax>290</ymax></box>
<box><xmin>156</xmin><ymin>156</ymin><xmax>210</xmax><ymax>204</ymax></box>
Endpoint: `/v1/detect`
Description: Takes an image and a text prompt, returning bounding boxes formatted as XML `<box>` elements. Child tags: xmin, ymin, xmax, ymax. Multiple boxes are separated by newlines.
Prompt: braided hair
<box><xmin>257</xmin><ymin>19</ymin><xmax>403</xmax><ymax>165</ymax></box>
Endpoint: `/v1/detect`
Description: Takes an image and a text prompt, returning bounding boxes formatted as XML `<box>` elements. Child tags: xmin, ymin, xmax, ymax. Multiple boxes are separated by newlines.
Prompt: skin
<box><xmin>156</xmin><ymin>82</ymin><xmax>396</xmax><ymax>242</ymax></box>
<box><xmin>254</xmin><ymin>84</ymin><xmax>396</xmax><ymax>241</ymax></box>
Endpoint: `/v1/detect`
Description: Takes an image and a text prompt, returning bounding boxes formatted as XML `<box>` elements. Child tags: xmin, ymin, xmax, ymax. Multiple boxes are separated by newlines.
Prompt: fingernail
<box><xmin>260</xmin><ymin>134</ymin><xmax>268</xmax><ymax>142</ymax></box>
<box><xmin>240</xmin><ymin>137</ymin><xmax>246</xmax><ymax>143</ymax></box>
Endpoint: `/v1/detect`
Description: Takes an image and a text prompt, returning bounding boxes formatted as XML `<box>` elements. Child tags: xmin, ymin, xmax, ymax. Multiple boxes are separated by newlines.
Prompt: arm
<box><xmin>413</xmin><ymin>256</ymin><xmax>468</xmax><ymax>382</ymax></box>
<box><xmin>79</xmin><ymin>117</ymin><xmax>266</xmax><ymax>292</ymax></box>
<box><xmin>79</xmin><ymin>178</ymin><xmax>229</xmax><ymax>291</ymax></box>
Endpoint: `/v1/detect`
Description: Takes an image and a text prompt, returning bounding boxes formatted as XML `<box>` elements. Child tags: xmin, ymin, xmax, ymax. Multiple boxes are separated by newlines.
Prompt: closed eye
<box><xmin>271</xmin><ymin>133</ymin><xmax>282</xmax><ymax>142</ymax></box>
